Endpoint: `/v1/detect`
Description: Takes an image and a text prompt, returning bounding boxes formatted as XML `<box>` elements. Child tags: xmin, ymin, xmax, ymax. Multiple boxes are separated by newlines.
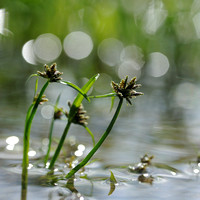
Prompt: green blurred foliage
<box><xmin>1</xmin><ymin>0</ymin><xmax>200</xmax><ymax>99</ymax></box>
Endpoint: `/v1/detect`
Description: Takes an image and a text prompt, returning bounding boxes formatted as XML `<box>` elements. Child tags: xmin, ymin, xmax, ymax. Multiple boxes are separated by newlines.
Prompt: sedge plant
<box><xmin>21</xmin><ymin>63</ymin><xmax>88</xmax><ymax>198</ymax></box>
<box><xmin>48</xmin><ymin>73</ymin><xmax>99</xmax><ymax>169</ymax></box>
<box><xmin>65</xmin><ymin>76</ymin><xmax>143</xmax><ymax>179</ymax></box>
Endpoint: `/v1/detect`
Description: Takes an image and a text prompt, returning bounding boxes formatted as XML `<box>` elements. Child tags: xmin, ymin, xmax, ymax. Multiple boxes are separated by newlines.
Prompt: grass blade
<box><xmin>68</xmin><ymin>74</ymin><xmax>99</xmax><ymax>120</ymax></box>
<box><xmin>88</xmin><ymin>93</ymin><xmax>116</xmax><ymax>99</ymax></box>
<box><xmin>59</xmin><ymin>80</ymin><xmax>89</xmax><ymax>101</ymax></box>
<box><xmin>34</xmin><ymin>78</ymin><xmax>38</xmax><ymax>98</ymax></box>
<box><xmin>84</xmin><ymin>125</ymin><xmax>96</xmax><ymax>147</ymax></box>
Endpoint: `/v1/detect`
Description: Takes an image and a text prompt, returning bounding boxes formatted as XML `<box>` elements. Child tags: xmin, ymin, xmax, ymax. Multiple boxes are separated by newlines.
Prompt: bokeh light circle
<box><xmin>147</xmin><ymin>52</ymin><xmax>169</xmax><ymax>77</ymax></box>
<box><xmin>34</xmin><ymin>33</ymin><xmax>62</xmax><ymax>63</ymax></box>
<box><xmin>118</xmin><ymin>60</ymin><xmax>141</xmax><ymax>80</ymax></box>
<box><xmin>22</xmin><ymin>40</ymin><xmax>37</xmax><ymax>65</ymax></box>
<box><xmin>174</xmin><ymin>82</ymin><xmax>200</xmax><ymax>109</ymax></box>
<box><xmin>98</xmin><ymin>38</ymin><xmax>123</xmax><ymax>66</ymax></box>
<box><xmin>63</xmin><ymin>31</ymin><xmax>93</xmax><ymax>60</ymax></box>
<box><xmin>41</xmin><ymin>105</ymin><xmax>54</xmax><ymax>119</ymax></box>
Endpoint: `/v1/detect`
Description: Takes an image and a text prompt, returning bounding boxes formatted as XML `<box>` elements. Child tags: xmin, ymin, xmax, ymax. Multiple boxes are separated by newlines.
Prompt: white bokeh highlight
<box><xmin>63</xmin><ymin>31</ymin><xmax>93</xmax><ymax>60</ymax></box>
<box><xmin>147</xmin><ymin>52</ymin><xmax>169</xmax><ymax>77</ymax></box>
<box><xmin>98</xmin><ymin>38</ymin><xmax>123</xmax><ymax>66</ymax></box>
<box><xmin>41</xmin><ymin>105</ymin><xmax>54</xmax><ymax>119</ymax></box>
<box><xmin>143</xmin><ymin>0</ymin><xmax>167</xmax><ymax>34</ymax></box>
<box><xmin>22</xmin><ymin>40</ymin><xmax>37</xmax><ymax>65</ymax></box>
<box><xmin>34</xmin><ymin>33</ymin><xmax>62</xmax><ymax>63</ymax></box>
<box><xmin>174</xmin><ymin>82</ymin><xmax>200</xmax><ymax>109</ymax></box>
<box><xmin>118</xmin><ymin>45</ymin><xmax>144</xmax><ymax>80</ymax></box>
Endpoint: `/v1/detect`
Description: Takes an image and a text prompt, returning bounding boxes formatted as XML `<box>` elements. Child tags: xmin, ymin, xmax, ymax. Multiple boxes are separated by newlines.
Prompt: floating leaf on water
<box><xmin>108</xmin><ymin>170</ymin><xmax>118</xmax><ymax>196</ymax></box>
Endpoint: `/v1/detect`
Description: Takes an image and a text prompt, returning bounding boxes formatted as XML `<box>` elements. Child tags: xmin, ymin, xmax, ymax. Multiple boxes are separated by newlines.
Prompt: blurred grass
<box><xmin>0</xmin><ymin>0</ymin><xmax>200</xmax><ymax>98</ymax></box>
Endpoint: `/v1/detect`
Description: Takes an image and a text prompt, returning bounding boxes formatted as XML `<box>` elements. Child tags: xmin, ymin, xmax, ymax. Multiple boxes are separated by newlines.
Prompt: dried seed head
<box><xmin>111</xmin><ymin>76</ymin><xmax>143</xmax><ymax>105</ymax></box>
<box><xmin>65</xmin><ymin>102</ymin><xmax>89</xmax><ymax>126</ymax></box>
<box><xmin>37</xmin><ymin>63</ymin><xmax>63</xmax><ymax>82</ymax></box>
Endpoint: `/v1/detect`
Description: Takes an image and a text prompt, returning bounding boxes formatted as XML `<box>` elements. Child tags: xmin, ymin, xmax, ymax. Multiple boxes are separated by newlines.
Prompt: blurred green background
<box><xmin>1</xmin><ymin>0</ymin><xmax>200</xmax><ymax>121</ymax></box>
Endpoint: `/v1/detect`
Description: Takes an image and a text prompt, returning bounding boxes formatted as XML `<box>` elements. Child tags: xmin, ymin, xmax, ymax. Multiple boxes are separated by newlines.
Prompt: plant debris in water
<box><xmin>128</xmin><ymin>154</ymin><xmax>154</xmax><ymax>174</ymax></box>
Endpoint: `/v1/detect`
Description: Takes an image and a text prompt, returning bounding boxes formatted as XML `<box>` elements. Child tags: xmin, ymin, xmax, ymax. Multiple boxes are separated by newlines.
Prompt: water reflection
<box><xmin>6</xmin><ymin>136</ymin><xmax>19</xmax><ymax>151</ymax></box>
<box><xmin>75</xmin><ymin>144</ymin><xmax>85</xmax><ymax>157</ymax></box>
<box><xmin>174</xmin><ymin>82</ymin><xmax>200</xmax><ymax>109</ymax></box>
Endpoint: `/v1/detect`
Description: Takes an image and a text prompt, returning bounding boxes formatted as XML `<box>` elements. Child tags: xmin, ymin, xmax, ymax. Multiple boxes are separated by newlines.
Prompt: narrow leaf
<box><xmin>68</xmin><ymin>74</ymin><xmax>100</xmax><ymax>120</ymax></box>
<box><xmin>84</xmin><ymin>126</ymin><xmax>95</xmax><ymax>147</ymax></box>
<box><xmin>25</xmin><ymin>74</ymin><xmax>39</xmax><ymax>85</ymax></box>
<box><xmin>59</xmin><ymin>80</ymin><xmax>89</xmax><ymax>101</ymax></box>
<box><xmin>89</xmin><ymin>93</ymin><xmax>116</xmax><ymax>99</ymax></box>
<box><xmin>109</xmin><ymin>170</ymin><xmax>117</xmax><ymax>183</ymax></box>
<box><xmin>110</xmin><ymin>95</ymin><xmax>116</xmax><ymax>112</ymax></box>
<box><xmin>55</xmin><ymin>93</ymin><xmax>61</xmax><ymax>107</ymax></box>
<box><xmin>34</xmin><ymin>78</ymin><xmax>38</xmax><ymax>98</ymax></box>
<box><xmin>73</xmin><ymin>74</ymin><xmax>100</xmax><ymax>108</ymax></box>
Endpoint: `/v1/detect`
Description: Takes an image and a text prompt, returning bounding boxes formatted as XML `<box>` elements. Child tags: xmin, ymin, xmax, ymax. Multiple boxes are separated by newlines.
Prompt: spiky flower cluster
<box><xmin>111</xmin><ymin>76</ymin><xmax>143</xmax><ymax>105</ymax></box>
<box><xmin>65</xmin><ymin>102</ymin><xmax>89</xmax><ymax>126</ymax></box>
<box><xmin>37</xmin><ymin>63</ymin><xmax>63</xmax><ymax>82</ymax></box>
<box><xmin>54</xmin><ymin>108</ymin><xmax>63</xmax><ymax>120</ymax></box>
<box><xmin>33</xmin><ymin>94</ymin><xmax>48</xmax><ymax>105</ymax></box>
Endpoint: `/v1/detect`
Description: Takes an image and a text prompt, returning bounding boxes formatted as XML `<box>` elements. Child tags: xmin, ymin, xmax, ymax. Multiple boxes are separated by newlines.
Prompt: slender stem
<box><xmin>48</xmin><ymin>121</ymin><xmax>72</xmax><ymax>169</ymax></box>
<box><xmin>21</xmin><ymin>80</ymin><xmax>49</xmax><ymax>197</ymax></box>
<box><xmin>84</xmin><ymin>125</ymin><xmax>95</xmax><ymax>147</ymax></box>
<box><xmin>65</xmin><ymin>98</ymin><xmax>123</xmax><ymax>179</ymax></box>
<box><xmin>44</xmin><ymin>117</ymin><xmax>55</xmax><ymax>166</ymax></box>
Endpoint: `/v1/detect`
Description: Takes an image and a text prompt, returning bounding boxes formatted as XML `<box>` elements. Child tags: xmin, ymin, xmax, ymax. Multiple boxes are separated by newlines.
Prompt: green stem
<box><xmin>48</xmin><ymin>121</ymin><xmax>72</xmax><ymax>169</ymax></box>
<box><xmin>65</xmin><ymin>98</ymin><xmax>123</xmax><ymax>179</ymax></box>
<box><xmin>21</xmin><ymin>80</ymin><xmax>49</xmax><ymax>195</ymax></box>
<box><xmin>44</xmin><ymin>117</ymin><xmax>55</xmax><ymax>166</ymax></box>
<box><xmin>84</xmin><ymin>125</ymin><xmax>96</xmax><ymax>147</ymax></box>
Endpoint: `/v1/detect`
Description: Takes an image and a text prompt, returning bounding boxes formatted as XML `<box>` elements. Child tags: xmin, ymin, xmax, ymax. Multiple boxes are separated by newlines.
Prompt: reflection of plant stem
<box><xmin>44</xmin><ymin>117</ymin><xmax>55</xmax><ymax>166</ymax></box>
<box><xmin>48</xmin><ymin>121</ymin><xmax>72</xmax><ymax>169</ymax></box>
<box><xmin>65</xmin><ymin>98</ymin><xmax>123</xmax><ymax>179</ymax></box>
<box><xmin>21</xmin><ymin>80</ymin><xmax>49</xmax><ymax>200</ymax></box>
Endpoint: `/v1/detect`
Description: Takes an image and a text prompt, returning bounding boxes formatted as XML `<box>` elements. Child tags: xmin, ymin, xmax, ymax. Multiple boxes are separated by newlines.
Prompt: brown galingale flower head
<box><xmin>65</xmin><ymin>102</ymin><xmax>89</xmax><ymax>126</ymax></box>
<box><xmin>33</xmin><ymin>94</ymin><xmax>48</xmax><ymax>105</ymax></box>
<box><xmin>111</xmin><ymin>76</ymin><xmax>143</xmax><ymax>105</ymax></box>
<box><xmin>54</xmin><ymin>108</ymin><xmax>63</xmax><ymax>120</ymax></box>
<box><xmin>37</xmin><ymin>63</ymin><xmax>63</xmax><ymax>82</ymax></box>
